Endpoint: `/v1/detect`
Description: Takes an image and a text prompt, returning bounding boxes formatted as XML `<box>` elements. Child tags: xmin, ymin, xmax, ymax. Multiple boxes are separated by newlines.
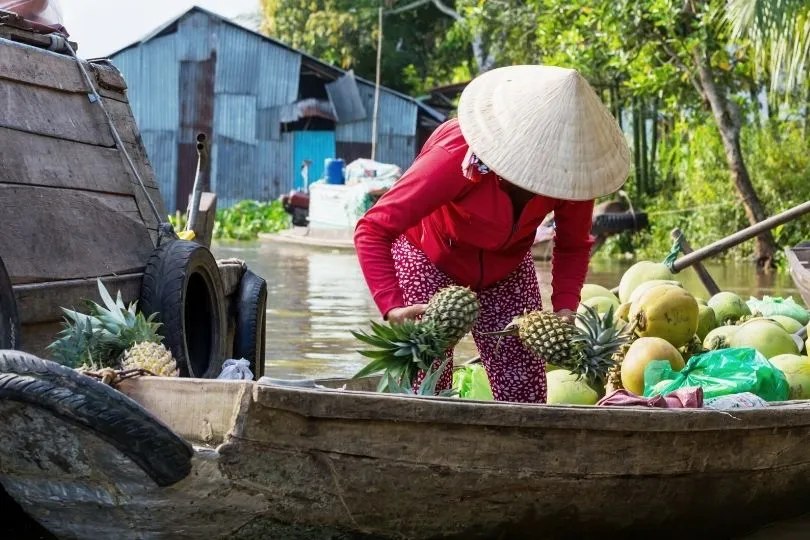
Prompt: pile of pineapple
<box><xmin>48</xmin><ymin>279</ymin><xmax>178</xmax><ymax>377</ymax></box>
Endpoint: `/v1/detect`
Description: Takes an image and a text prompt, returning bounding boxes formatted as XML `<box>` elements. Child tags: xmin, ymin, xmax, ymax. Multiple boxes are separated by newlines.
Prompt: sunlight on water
<box><xmin>212</xmin><ymin>239</ymin><xmax>800</xmax><ymax>381</ymax></box>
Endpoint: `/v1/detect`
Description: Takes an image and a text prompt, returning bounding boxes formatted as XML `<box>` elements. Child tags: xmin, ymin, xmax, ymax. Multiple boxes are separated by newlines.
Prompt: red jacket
<box><xmin>354</xmin><ymin>119</ymin><xmax>595</xmax><ymax>318</ymax></box>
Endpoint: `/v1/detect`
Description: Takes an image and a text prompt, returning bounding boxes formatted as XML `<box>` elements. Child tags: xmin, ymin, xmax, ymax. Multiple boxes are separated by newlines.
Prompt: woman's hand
<box><xmin>555</xmin><ymin>309</ymin><xmax>576</xmax><ymax>324</ymax></box>
<box><xmin>386</xmin><ymin>304</ymin><xmax>428</xmax><ymax>324</ymax></box>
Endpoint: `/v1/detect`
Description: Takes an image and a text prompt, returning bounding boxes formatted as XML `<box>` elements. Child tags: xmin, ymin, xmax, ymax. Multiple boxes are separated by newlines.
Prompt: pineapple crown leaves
<box><xmin>352</xmin><ymin>319</ymin><xmax>449</xmax><ymax>381</ymax></box>
<box><xmin>563</xmin><ymin>304</ymin><xmax>633</xmax><ymax>388</ymax></box>
<box><xmin>383</xmin><ymin>355</ymin><xmax>458</xmax><ymax>398</ymax></box>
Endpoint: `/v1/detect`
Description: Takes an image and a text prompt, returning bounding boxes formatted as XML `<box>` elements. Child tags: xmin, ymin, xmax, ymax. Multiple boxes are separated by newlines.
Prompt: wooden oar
<box><xmin>670</xmin><ymin>228</ymin><xmax>721</xmax><ymax>296</ymax></box>
<box><xmin>670</xmin><ymin>201</ymin><xmax>810</xmax><ymax>272</ymax></box>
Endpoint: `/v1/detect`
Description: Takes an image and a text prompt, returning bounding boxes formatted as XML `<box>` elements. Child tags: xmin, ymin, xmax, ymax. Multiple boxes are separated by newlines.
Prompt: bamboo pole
<box><xmin>671</xmin><ymin>201</ymin><xmax>810</xmax><ymax>272</ymax></box>
<box><xmin>371</xmin><ymin>6</ymin><xmax>383</xmax><ymax>161</ymax></box>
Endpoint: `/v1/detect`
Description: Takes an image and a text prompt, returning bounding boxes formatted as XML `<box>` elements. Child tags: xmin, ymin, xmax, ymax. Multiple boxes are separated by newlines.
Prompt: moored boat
<box><xmin>2</xmin><ymin>350</ymin><xmax>810</xmax><ymax>540</ymax></box>
<box><xmin>785</xmin><ymin>242</ymin><xmax>810</xmax><ymax>309</ymax></box>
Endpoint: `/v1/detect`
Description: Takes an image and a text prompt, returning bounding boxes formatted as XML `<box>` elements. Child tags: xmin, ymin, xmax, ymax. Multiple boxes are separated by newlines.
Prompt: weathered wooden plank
<box><xmin>19</xmin><ymin>321</ymin><xmax>63</xmax><ymax>358</ymax></box>
<box><xmin>0</xmin><ymin>37</ymin><xmax>127</xmax><ymax>100</ymax></box>
<box><xmin>0</xmin><ymin>81</ymin><xmax>142</xmax><ymax>147</ymax></box>
<box><xmin>0</xmin><ymin>127</ymin><xmax>140</xmax><ymax>194</ymax></box>
<box><xmin>0</xmin><ymin>185</ymin><xmax>154</xmax><ymax>284</ymax></box>
<box><xmin>13</xmin><ymin>273</ymin><xmax>143</xmax><ymax>326</ymax></box>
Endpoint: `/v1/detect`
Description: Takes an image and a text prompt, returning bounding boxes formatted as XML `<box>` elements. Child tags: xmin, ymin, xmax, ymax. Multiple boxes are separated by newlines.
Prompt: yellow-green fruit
<box><xmin>423</xmin><ymin>285</ymin><xmax>480</xmax><ymax>346</ymax></box>
<box><xmin>615</xmin><ymin>302</ymin><xmax>631</xmax><ymax>321</ymax></box>
<box><xmin>708</xmin><ymin>291</ymin><xmax>751</xmax><ymax>324</ymax></box>
<box><xmin>618</xmin><ymin>261</ymin><xmax>675</xmax><ymax>303</ymax></box>
<box><xmin>122</xmin><ymin>342</ymin><xmax>177</xmax><ymax>376</ymax></box>
<box><xmin>728</xmin><ymin>319</ymin><xmax>799</xmax><ymax>359</ymax></box>
<box><xmin>546</xmin><ymin>369</ymin><xmax>599</xmax><ymax>405</ymax></box>
<box><xmin>621</xmin><ymin>337</ymin><xmax>685</xmax><ymax>395</ymax></box>
<box><xmin>696</xmin><ymin>304</ymin><xmax>718</xmax><ymax>341</ymax></box>
<box><xmin>628</xmin><ymin>279</ymin><xmax>683</xmax><ymax>305</ymax></box>
<box><xmin>577</xmin><ymin>295</ymin><xmax>620</xmax><ymax>315</ymax></box>
<box><xmin>696</xmin><ymin>298</ymin><xmax>708</xmax><ymax>306</ymax></box>
<box><xmin>629</xmin><ymin>284</ymin><xmax>699</xmax><ymax>349</ymax></box>
<box><xmin>768</xmin><ymin>354</ymin><xmax>810</xmax><ymax>400</ymax></box>
<box><xmin>768</xmin><ymin>315</ymin><xmax>804</xmax><ymax>334</ymax></box>
<box><xmin>703</xmin><ymin>325</ymin><xmax>739</xmax><ymax>350</ymax></box>
<box><xmin>580</xmin><ymin>284</ymin><xmax>619</xmax><ymax>305</ymax></box>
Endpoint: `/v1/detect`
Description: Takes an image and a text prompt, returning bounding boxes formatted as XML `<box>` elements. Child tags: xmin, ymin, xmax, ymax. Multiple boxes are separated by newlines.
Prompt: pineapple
<box><xmin>122</xmin><ymin>341</ymin><xmax>177</xmax><ymax>376</ymax></box>
<box><xmin>493</xmin><ymin>305</ymin><xmax>632</xmax><ymax>393</ymax></box>
<box><xmin>48</xmin><ymin>279</ymin><xmax>172</xmax><ymax>372</ymax></box>
<box><xmin>605</xmin><ymin>336</ymin><xmax>635</xmax><ymax>394</ymax></box>
<box><xmin>352</xmin><ymin>286</ymin><xmax>480</xmax><ymax>393</ymax></box>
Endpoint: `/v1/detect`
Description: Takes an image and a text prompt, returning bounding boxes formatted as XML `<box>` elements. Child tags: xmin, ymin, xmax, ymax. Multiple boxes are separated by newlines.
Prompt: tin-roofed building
<box><xmin>108</xmin><ymin>6</ymin><xmax>445</xmax><ymax>210</ymax></box>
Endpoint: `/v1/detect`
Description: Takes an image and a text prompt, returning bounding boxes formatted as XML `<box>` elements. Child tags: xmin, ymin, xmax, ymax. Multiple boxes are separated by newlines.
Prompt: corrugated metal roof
<box><xmin>136</xmin><ymin>34</ymin><xmax>180</xmax><ymax>132</ymax></box>
<box><xmin>107</xmin><ymin>5</ymin><xmax>444</xmax><ymax>123</ymax></box>
<box><xmin>140</xmin><ymin>130</ymin><xmax>178</xmax><ymax>212</ymax></box>
<box><xmin>214</xmin><ymin>93</ymin><xmax>257</xmax><ymax>143</ymax></box>
<box><xmin>257</xmin><ymin>43</ymin><xmax>300</xmax><ymax>107</ymax></box>
<box><xmin>214</xmin><ymin>24</ymin><xmax>261</xmax><ymax>95</ymax></box>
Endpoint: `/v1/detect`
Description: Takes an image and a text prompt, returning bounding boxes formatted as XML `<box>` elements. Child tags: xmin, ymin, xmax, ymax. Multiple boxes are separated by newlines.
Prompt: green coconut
<box><xmin>702</xmin><ymin>325</ymin><xmax>739</xmax><ymax>350</ymax></box>
<box><xmin>728</xmin><ymin>319</ymin><xmax>800</xmax><ymax>359</ymax></box>
<box><xmin>577</xmin><ymin>295</ymin><xmax>620</xmax><ymax>315</ymax></box>
<box><xmin>580</xmin><ymin>284</ymin><xmax>619</xmax><ymax>305</ymax></box>
<box><xmin>629</xmin><ymin>284</ymin><xmax>699</xmax><ymax>349</ymax></box>
<box><xmin>768</xmin><ymin>354</ymin><xmax>810</xmax><ymax>400</ymax></box>
<box><xmin>628</xmin><ymin>279</ymin><xmax>683</xmax><ymax>305</ymax></box>
<box><xmin>696</xmin><ymin>304</ymin><xmax>718</xmax><ymax>341</ymax></box>
<box><xmin>768</xmin><ymin>315</ymin><xmax>804</xmax><ymax>334</ymax></box>
<box><xmin>618</xmin><ymin>261</ymin><xmax>675</xmax><ymax>303</ymax></box>
<box><xmin>708</xmin><ymin>292</ymin><xmax>751</xmax><ymax>325</ymax></box>
<box><xmin>546</xmin><ymin>369</ymin><xmax>599</xmax><ymax>405</ymax></box>
<box><xmin>696</xmin><ymin>298</ymin><xmax>708</xmax><ymax>306</ymax></box>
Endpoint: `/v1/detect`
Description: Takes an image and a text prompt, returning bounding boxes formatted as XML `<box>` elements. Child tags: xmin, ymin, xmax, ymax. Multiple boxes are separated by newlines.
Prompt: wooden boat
<box><xmin>3</xmin><ymin>350</ymin><xmax>810</xmax><ymax>540</ymax></box>
<box><xmin>785</xmin><ymin>243</ymin><xmax>810</xmax><ymax>308</ymax></box>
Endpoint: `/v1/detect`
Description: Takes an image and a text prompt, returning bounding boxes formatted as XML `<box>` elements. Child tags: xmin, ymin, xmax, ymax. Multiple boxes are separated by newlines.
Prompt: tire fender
<box><xmin>0</xmin><ymin>255</ymin><xmax>20</xmax><ymax>350</ymax></box>
<box><xmin>0</xmin><ymin>351</ymin><xmax>193</xmax><ymax>487</ymax></box>
<box><xmin>232</xmin><ymin>270</ymin><xmax>267</xmax><ymax>380</ymax></box>
<box><xmin>140</xmin><ymin>240</ymin><xmax>227</xmax><ymax>379</ymax></box>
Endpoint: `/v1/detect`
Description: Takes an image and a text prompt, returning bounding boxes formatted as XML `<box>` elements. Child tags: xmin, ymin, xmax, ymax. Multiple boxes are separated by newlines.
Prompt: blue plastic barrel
<box><xmin>325</xmin><ymin>158</ymin><xmax>345</xmax><ymax>185</ymax></box>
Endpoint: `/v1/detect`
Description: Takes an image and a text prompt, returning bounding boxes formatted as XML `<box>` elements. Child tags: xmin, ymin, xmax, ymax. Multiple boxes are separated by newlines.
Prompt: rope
<box><xmin>60</xmin><ymin>36</ymin><xmax>170</xmax><ymax>245</ymax></box>
<box><xmin>78</xmin><ymin>367</ymin><xmax>157</xmax><ymax>387</ymax></box>
<box><xmin>662</xmin><ymin>237</ymin><xmax>683</xmax><ymax>272</ymax></box>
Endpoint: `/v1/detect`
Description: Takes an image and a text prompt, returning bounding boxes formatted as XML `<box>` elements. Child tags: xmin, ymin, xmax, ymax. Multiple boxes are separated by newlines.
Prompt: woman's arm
<box><xmin>549</xmin><ymin>199</ymin><xmax>596</xmax><ymax>312</ymax></box>
<box><xmin>354</xmin><ymin>145</ymin><xmax>470</xmax><ymax>318</ymax></box>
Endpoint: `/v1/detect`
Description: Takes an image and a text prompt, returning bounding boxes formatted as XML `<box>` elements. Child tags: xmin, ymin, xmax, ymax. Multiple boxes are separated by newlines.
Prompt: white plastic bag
<box><xmin>704</xmin><ymin>392</ymin><xmax>768</xmax><ymax>410</ymax></box>
<box><xmin>217</xmin><ymin>358</ymin><xmax>254</xmax><ymax>380</ymax></box>
<box><xmin>1</xmin><ymin>0</ymin><xmax>65</xmax><ymax>30</ymax></box>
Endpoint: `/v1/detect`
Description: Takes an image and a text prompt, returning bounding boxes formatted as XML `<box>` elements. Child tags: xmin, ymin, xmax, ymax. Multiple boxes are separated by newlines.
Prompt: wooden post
<box><xmin>371</xmin><ymin>6</ymin><xmax>383</xmax><ymax>161</ymax></box>
<box><xmin>670</xmin><ymin>228</ymin><xmax>720</xmax><ymax>297</ymax></box>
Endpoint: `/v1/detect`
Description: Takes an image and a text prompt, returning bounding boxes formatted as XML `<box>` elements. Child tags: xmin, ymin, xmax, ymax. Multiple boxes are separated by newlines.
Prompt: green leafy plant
<box><xmin>213</xmin><ymin>200</ymin><xmax>291</xmax><ymax>241</ymax></box>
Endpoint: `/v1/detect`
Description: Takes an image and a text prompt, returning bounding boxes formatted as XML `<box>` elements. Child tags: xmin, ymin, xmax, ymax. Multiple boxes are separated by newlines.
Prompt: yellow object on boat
<box><xmin>177</xmin><ymin>230</ymin><xmax>196</xmax><ymax>241</ymax></box>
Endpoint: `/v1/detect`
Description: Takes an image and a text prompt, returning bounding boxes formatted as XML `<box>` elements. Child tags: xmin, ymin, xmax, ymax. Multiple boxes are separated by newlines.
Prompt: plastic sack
<box><xmin>643</xmin><ymin>347</ymin><xmax>789</xmax><ymax>402</ymax></box>
<box><xmin>217</xmin><ymin>358</ymin><xmax>254</xmax><ymax>380</ymax></box>
<box><xmin>704</xmin><ymin>392</ymin><xmax>768</xmax><ymax>410</ymax></box>
<box><xmin>452</xmin><ymin>364</ymin><xmax>494</xmax><ymax>400</ymax></box>
<box><xmin>746</xmin><ymin>295</ymin><xmax>809</xmax><ymax>326</ymax></box>
<box><xmin>1</xmin><ymin>0</ymin><xmax>67</xmax><ymax>35</ymax></box>
<box><xmin>597</xmin><ymin>387</ymin><xmax>703</xmax><ymax>408</ymax></box>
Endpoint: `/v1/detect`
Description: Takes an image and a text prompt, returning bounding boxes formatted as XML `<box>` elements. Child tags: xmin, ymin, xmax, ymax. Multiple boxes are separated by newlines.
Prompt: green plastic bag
<box><xmin>643</xmin><ymin>347</ymin><xmax>789</xmax><ymax>402</ymax></box>
<box><xmin>747</xmin><ymin>295</ymin><xmax>809</xmax><ymax>325</ymax></box>
<box><xmin>452</xmin><ymin>364</ymin><xmax>494</xmax><ymax>400</ymax></box>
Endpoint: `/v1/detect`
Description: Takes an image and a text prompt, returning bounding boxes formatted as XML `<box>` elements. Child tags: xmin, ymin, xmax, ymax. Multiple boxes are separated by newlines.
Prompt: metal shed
<box><xmin>108</xmin><ymin>6</ymin><xmax>445</xmax><ymax>211</ymax></box>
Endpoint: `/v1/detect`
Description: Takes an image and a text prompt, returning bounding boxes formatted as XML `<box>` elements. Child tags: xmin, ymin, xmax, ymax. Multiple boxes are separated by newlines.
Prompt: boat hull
<box><xmin>785</xmin><ymin>245</ymin><xmax>810</xmax><ymax>309</ymax></box>
<box><xmin>4</xmin><ymin>376</ymin><xmax>809</xmax><ymax>539</ymax></box>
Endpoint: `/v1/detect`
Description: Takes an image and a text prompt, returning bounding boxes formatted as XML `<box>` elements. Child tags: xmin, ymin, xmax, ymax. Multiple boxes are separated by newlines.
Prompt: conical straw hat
<box><xmin>457</xmin><ymin>65</ymin><xmax>631</xmax><ymax>200</ymax></box>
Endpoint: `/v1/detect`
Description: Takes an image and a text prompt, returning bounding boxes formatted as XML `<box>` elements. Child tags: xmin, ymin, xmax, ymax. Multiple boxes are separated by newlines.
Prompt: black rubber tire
<box><xmin>591</xmin><ymin>211</ymin><xmax>649</xmax><ymax>236</ymax></box>
<box><xmin>0</xmin><ymin>256</ymin><xmax>20</xmax><ymax>350</ymax></box>
<box><xmin>140</xmin><ymin>240</ymin><xmax>227</xmax><ymax>379</ymax></box>
<box><xmin>233</xmin><ymin>270</ymin><xmax>267</xmax><ymax>380</ymax></box>
<box><xmin>0</xmin><ymin>351</ymin><xmax>193</xmax><ymax>487</ymax></box>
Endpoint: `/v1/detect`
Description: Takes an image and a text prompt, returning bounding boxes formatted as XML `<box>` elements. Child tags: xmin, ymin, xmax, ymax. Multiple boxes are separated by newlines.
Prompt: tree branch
<box><xmin>384</xmin><ymin>0</ymin><xmax>431</xmax><ymax>16</ymax></box>
<box><xmin>430</xmin><ymin>0</ymin><xmax>463</xmax><ymax>22</ymax></box>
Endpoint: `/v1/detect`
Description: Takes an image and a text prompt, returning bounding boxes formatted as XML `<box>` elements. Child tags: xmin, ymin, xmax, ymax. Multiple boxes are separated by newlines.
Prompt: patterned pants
<box><xmin>392</xmin><ymin>236</ymin><xmax>546</xmax><ymax>403</ymax></box>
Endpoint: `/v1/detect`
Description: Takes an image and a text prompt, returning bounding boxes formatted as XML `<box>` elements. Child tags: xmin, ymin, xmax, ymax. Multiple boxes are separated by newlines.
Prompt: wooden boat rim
<box><xmin>133</xmin><ymin>376</ymin><xmax>810</xmax><ymax>433</ymax></box>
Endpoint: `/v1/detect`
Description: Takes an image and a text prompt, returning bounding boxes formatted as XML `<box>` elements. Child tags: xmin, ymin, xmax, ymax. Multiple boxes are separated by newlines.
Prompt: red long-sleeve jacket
<box><xmin>354</xmin><ymin>120</ymin><xmax>595</xmax><ymax>318</ymax></box>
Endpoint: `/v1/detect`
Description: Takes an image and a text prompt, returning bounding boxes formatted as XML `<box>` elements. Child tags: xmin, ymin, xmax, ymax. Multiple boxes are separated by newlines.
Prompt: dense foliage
<box><xmin>169</xmin><ymin>200</ymin><xmax>291</xmax><ymax>241</ymax></box>
<box><xmin>254</xmin><ymin>0</ymin><xmax>810</xmax><ymax>266</ymax></box>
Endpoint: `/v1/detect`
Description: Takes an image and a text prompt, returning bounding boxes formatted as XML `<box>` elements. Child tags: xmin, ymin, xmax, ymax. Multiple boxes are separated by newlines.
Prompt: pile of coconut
<box><xmin>549</xmin><ymin>260</ymin><xmax>810</xmax><ymax>405</ymax></box>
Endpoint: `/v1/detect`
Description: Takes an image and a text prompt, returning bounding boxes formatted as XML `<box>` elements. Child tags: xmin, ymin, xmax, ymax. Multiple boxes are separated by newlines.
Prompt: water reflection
<box><xmin>212</xmin><ymin>240</ymin><xmax>800</xmax><ymax>380</ymax></box>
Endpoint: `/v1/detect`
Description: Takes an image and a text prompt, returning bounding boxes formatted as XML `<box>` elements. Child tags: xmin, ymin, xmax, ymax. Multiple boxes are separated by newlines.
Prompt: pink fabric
<box><xmin>596</xmin><ymin>387</ymin><xmax>704</xmax><ymax>408</ymax></box>
<box><xmin>392</xmin><ymin>236</ymin><xmax>547</xmax><ymax>403</ymax></box>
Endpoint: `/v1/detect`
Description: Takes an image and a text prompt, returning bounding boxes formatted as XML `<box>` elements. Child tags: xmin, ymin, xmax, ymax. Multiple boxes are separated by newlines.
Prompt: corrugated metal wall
<box><xmin>293</xmin><ymin>131</ymin><xmax>336</xmax><ymax>189</ymax></box>
<box><xmin>335</xmin><ymin>81</ymin><xmax>417</xmax><ymax>170</ymax></box>
<box><xmin>111</xmin><ymin>8</ymin><xmax>422</xmax><ymax>210</ymax></box>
